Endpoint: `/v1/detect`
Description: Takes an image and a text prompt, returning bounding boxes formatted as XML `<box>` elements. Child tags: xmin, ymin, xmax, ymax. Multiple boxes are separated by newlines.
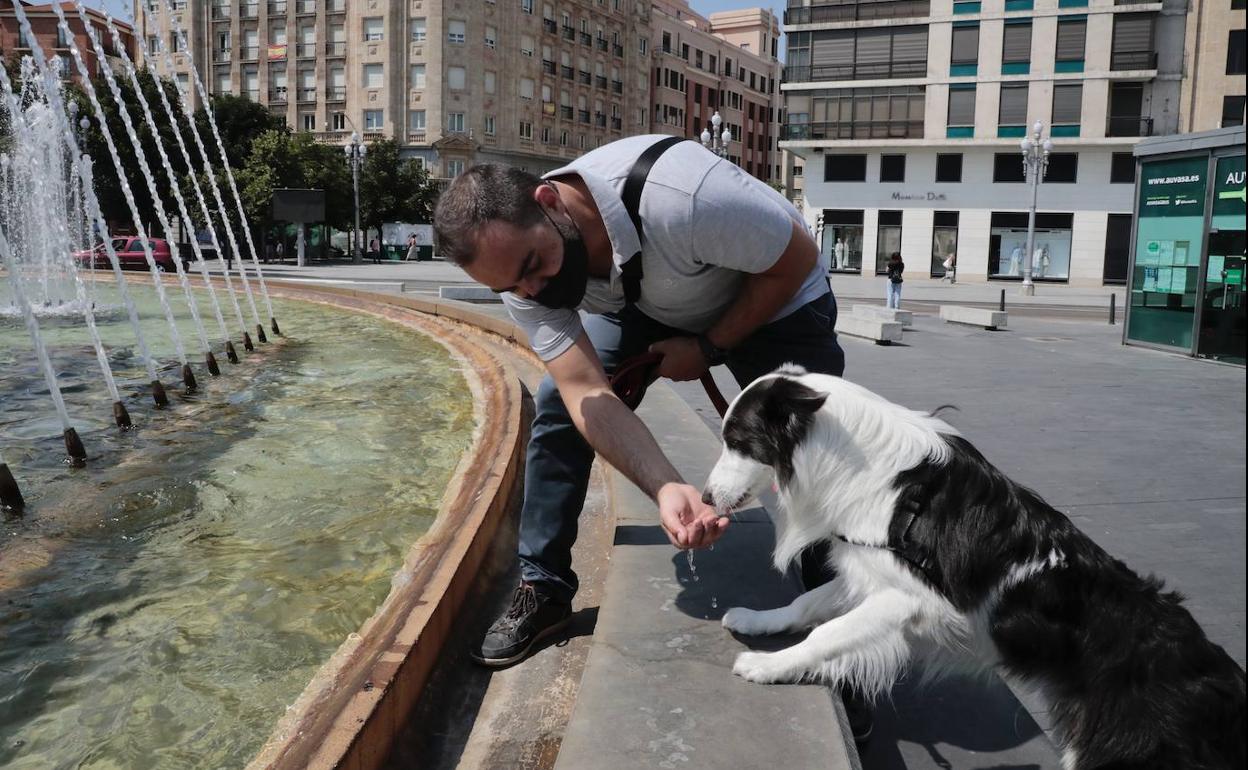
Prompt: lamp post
<box><xmin>1019</xmin><ymin>120</ymin><xmax>1053</xmax><ymax>296</ymax></box>
<box><xmin>344</xmin><ymin>132</ymin><xmax>367</xmax><ymax>265</ymax></box>
<box><xmin>700</xmin><ymin>110</ymin><xmax>732</xmax><ymax>162</ymax></box>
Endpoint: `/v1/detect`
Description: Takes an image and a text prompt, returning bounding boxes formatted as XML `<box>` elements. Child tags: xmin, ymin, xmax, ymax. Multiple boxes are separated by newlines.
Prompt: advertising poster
<box><xmin>1156</xmin><ymin>267</ymin><xmax>1173</xmax><ymax>293</ymax></box>
<box><xmin>1139</xmin><ymin>158</ymin><xmax>1206</xmax><ymax>217</ymax></box>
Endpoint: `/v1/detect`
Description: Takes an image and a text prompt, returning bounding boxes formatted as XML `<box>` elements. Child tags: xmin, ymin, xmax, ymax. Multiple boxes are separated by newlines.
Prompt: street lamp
<box><xmin>700</xmin><ymin>110</ymin><xmax>732</xmax><ymax>161</ymax></box>
<box><xmin>1019</xmin><ymin>120</ymin><xmax>1053</xmax><ymax>296</ymax></box>
<box><xmin>344</xmin><ymin>132</ymin><xmax>367</xmax><ymax>264</ymax></box>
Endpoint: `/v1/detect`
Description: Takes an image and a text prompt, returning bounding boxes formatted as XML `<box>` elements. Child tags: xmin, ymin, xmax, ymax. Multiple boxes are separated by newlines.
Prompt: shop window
<box><xmin>880</xmin><ymin>154</ymin><xmax>906</xmax><ymax>182</ymax></box>
<box><xmin>936</xmin><ymin>153</ymin><xmax>963</xmax><ymax>182</ymax></box>
<box><xmin>821</xmin><ymin>209</ymin><xmax>864</xmax><ymax>273</ymax></box>
<box><xmin>875</xmin><ymin>210</ymin><xmax>903</xmax><ymax>275</ymax></box>
<box><xmin>824</xmin><ymin>154</ymin><xmax>867</xmax><ymax>182</ymax></box>
<box><xmin>989</xmin><ymin>211</ymin><xmax>1073</xmax><ymax>281</ymax></box>
<box><xmin>1046</xmin><ymin>153</ymin><xmax>1079</xmax><ymax>183</ymax></box>
<box><xmin>993</xmin><ymin>152</ymin><xmax>1026</xmax><ymax>183</ymax></box>
<box><xmin>1111</xmin><ymin>152</ymin><xmax>1136</xmax><ymax>183</ymax></box>
<box><xmin>931</xmin><ymin>211</ymin><xmax>959</xmax><ymax>277</ymax></box>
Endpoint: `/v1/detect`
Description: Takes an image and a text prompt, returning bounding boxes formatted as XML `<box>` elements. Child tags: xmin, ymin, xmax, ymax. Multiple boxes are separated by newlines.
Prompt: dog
<box><xmin>702</xmin><ymin>365</ymin><xmax>1246</xmax><ymax>770</ymax></box>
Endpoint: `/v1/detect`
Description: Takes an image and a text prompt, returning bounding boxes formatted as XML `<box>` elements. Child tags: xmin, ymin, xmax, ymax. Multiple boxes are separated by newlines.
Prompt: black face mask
<box><xmin>532</xmin><ymin>207</ymin><xmax>589</xmax><ymax>309</ymax></box>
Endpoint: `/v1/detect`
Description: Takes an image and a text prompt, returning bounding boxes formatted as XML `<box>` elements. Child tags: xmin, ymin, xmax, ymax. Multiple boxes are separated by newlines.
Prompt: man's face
<box><xmin>466</xmin><ymin>187</ymin><xmax>568</xmax><ymax>300</ymax></box>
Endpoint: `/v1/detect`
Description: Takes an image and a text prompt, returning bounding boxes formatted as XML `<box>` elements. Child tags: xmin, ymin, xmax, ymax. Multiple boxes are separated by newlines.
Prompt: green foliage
<box><xmin>358</xmin><ymin>138</ymin><xmax>437</xmax><ymax>238</ymax></box>
<box><xmin>193</xmin><ymin>94</ymin><xmax>287</xmax><ymax>170</ymax></box>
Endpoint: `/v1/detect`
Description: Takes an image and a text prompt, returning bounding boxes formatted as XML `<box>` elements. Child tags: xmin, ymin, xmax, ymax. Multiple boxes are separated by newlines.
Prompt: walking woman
<box><xmin>886</xmin><ymin>251</ymin><xmax>904</xmax><ymax>308</ymax></box>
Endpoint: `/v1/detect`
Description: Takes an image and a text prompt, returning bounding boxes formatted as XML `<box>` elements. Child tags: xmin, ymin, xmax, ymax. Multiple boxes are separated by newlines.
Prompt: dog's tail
<box><xmin>929</xmin><ymin>404</ymin><xmax>960</xmax><ymax>419</ymax></box>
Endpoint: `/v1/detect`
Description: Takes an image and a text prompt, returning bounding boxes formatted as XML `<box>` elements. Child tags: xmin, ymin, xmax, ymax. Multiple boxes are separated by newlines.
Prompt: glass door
<box><xmin>1198</xmin><ymin>230</ymin><xmax>1246</xmax><ymax>363</ymax></box>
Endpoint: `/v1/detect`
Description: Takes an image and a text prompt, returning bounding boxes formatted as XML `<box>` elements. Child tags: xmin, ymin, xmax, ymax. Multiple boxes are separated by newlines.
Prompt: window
<box><xmin>1046</xmin><ymin>153</ymin><xmax>1078</xmax><ymax>183</ymax></box>
<box><xmin>447</xmin><ymin>20</ymin><xmax>466</xmax><ymax>44</ymax></box>
<box><xmin>485</xmin><ymin>115</ymin><xmax>496</xmax><ymax>135</ymax></box>
<box><xmin>989</xmin><ymin>212</ymin><xmax>1073</xmax><ymax>280</ymax></box>
<box><xmin>520</xmin><ymin>77</ymin><xmax>535</xmax><ymax>99</ymax></box>
<box><xmin>364</xmin><ymin>109</ymin><xmax>384</xmax><ymax>130</ymax></box>
<box><xmin>301</xmin><ymin>113</ymin><xmax>315</xmax><ymax>131</ymax></box>
<box><xmin>1111</xmin><ymin>14</ymin><xmax>1154</xmax><ymax>70</ymax></box>
<box><xmin>931</xmin><ymin>211</ymin><xmax>959</xmax><ymax>277</ymax></box>
<box><xmin>363</xmin><ymin>17</ymin><xmax>383</xmax><ymax>41</ymax></box>
<box><xmin>993</xmin><ymin>152</ymin><xmax>1026</xmax><ymax>182</ymax></box>
<box><xmin>1110</xmin><ymin>152</ymin><xmax>1135</xmax><ymax>183</ymax></box>
<box><xmin>783</xmin><ymin>85</ymin><xmax>926</xmax><ymax>140</ymax></box>
<box><xmin>1052</xmin><ymin>83</ymin><xmax>1082</xmax><ymax>125</ymax></box>
<box><xmin>821</xmin><ymin>210</ymin><xmax>864</xmax><ymax>273</ymax></box>
<box><xmin>485</xmin><ymin>26</ymin><xmax>497</xmax><ymax>49</ymax></box>
<box><xmin>363</xmin><ymin>63</ymin><xmax>383</xmax><ymax>89</ymax></box>
<box><xmin>411</xmin><ymin>18</ymin><xmax>426</xmax><ymax>43</ymax></box>
<box><xmin>331</xmin><ymin>111</ymin><xmax>346</xmax><ymax>130</ymax></box>
<box><xmin>785</xmin><ymin>26</ymin><xmax>927</xmax><ymax>82</ymax></box>
<box><xmin>448</xmin><ymin>66</ymin><xmax>466</xmax><ymax>90</ymax></box>
<box><xmin>1228</xmin><ymin>30</ymin><xmax>1246</xmax><ymax>75</ymax></box>
<box><xmin>519</xmin><ymin>120</ymin><xmax>533</xmax><ymax>139</ymax></box>
<box><xmin>1002</xmin><ymin>22</ymin><xmax>1032</xmax><ymax>73</ymax></box>
<box><xmin>447</xmin><ymin>112</ymin><xmax>465</xmax><ymax>132</ymax></box>
<box><xmin>880</xmin><ymin>154</ymin><xmax>906</xmax><ymax>182</ymax></box>
<box><xmin>410</xmin><ymin>64</ymin><xmax>426</xmax><ymax>89</ymax></box>
<box><xmin>485</xmin><ymin>70</ymin><xmax>496</xmax><ymax>94</ymax></box>
<box><xmin>410</xmin><ymin>110</ymin><xmax>426</xmax><ymax>133</ymax></box>
<box><xmin>1223</xmin><ymin>95</ymin><xmax>1246</xmax><ymax>127</ymax></box>
<box><xmin>936</xmin><ymin>153</ymin><xmax>963</xmax><ymax>182</ymax></box>
<box><xmin>270</xmin><ymin>23</ymin><xmax>288</xmax><ymax>46</ymax></box>
<box><xmin>875</xmin><ymin>211</ymin><xmax>903</xmax><ymax>275</ymax></box>
<box><xmin>948</xmin><ymin>85</ymin><xmax>976</xmax><ymax>128</ymax></box>
<box><xmin>824</xmin><ymin>154</ymin><xmax>867</xmax><ymax>182</ymax></box>
<box><xmin>520</xmin><ymin>34</ymin><xmax>534</xmax><ymax>56</ymax></box>
<box><xmin>998</xmin><ymin>83</ymin><xmax>1029</xmax><ymax>129</ymax></box>
<box><xmin>1055</xmin><ymin>18</ymin><xmax>1086</xmax><ymax>68</ymax></box>
<box><xmin>447</xmin><ymin>159</ymin><xmax>465</xmax><ymax>177</ymax></box>
<box><xmin>951</xmin><ymin>24</ymin><xmax>979</xmax><ymax>69</ymax></box>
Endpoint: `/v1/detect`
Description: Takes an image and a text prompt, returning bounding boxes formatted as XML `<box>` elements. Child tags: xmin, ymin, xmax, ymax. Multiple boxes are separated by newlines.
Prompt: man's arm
<box><xmin>546</xmin><ymin>334</ymin><xmax>728</xmax><ymax>549</ymax></box>
<box><xmin>651</xmin><ymin>218</ymin><xmax>818</xmax><ymax>381</ymax></box>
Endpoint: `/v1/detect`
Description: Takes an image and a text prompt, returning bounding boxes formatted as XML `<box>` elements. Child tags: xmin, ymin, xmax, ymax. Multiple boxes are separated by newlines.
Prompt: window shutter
<box><xmin>999</xmin><ymin>83</ymin><xmax>1029</xmax><ymax>124</ymax></box>
<box><xmin>951</xmin><ymin>25</ymin><xmax>979</xmax><ymax>63</ymax></box>
<box><xmin>948</xmin><ymin>87</ymin><xmax>976</xmax><ymax>125</ymax></box>
<box><xmin>892</xmin><ymin>27</ymin><xmax>928</xmax><ymax>63</ymax></box>
<box><xmin>1052</xmin><ymin>83</ymin><xmax>1082</xmax><ymax>123</ymax></box>
<box><xmin>1113</xmin><ymin>14</ymin><xmax>1153</xmax><ymax>52</ymax></box>
<box><xmin>811</xmin><ymin>30</ymin><xmax>854</xmax><ymax>75</ymax></box>
<box><xmin>1056</xmin><ymin>19</ymin><xmax>1086</xmax><ymax>60</ymax></box>
<box><xmin>855</xmin><ymin>28</ymin><xmax>891</xmax><ymax>67</ymax></box>
<box><xmin>1002</xmin><ymin>23</ymin><xmax>1032</xmax><ymax>63</ymax></box>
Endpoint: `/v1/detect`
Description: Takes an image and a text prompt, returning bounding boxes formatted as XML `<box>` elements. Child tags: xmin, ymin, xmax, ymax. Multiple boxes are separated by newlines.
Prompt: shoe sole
<box><xmin>469</xmin><ymin>614</ymin><xmax>573</xmax><ymax>668</ymax></box>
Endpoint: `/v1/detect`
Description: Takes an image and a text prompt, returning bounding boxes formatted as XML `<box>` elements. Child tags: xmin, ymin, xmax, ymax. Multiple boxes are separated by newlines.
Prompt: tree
<box><xmin>358</xmin><ymin>138</ymin><xmax>438</xmax><ymax>251</ymax></box>
<box><xmin>193</xmin><ymin>94</ymin><xmax>287</xmax><ymax>170</ymax></box>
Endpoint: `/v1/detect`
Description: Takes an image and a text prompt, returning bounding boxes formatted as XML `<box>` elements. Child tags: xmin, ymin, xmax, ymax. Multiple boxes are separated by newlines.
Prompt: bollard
<box><xmin>1109</xmin><ymin>293</ymin><xmax>1117</xmax><ymax>325</ymax></box>
<box><xmin>999</xmin><ymin>289</ymin><xmax>1006</xmax><ymax>312</ymax></box>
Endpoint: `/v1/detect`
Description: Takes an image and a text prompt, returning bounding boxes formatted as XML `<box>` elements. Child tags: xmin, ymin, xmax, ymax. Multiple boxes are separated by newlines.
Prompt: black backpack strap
<box><xmin>619</xmin><ymin>136</ymin><xmax>687</xmax><ymax>305</ymax></box>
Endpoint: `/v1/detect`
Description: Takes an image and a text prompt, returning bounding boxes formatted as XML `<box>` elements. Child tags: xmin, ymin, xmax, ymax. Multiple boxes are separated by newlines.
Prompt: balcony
<box><xmin>1106</xmin><ymin>115</ymin><xmax>1154</xmax><ymax>137</ymax></box>
<box><xmin>297</xmin><ymin>86</ymin><xmax>316</xmax><ymax>102</ymax></box>
<box><xmin>239</xmin><ymin>46</ymin><xmax>259</xmax><ymax>61</ymax></box>
<box><xmin>782</xmin><ymin>60</ymin><xmax>927</xmax><ymax>83</ymax></box>
<box><xmin>580</xmin><ymin>32</ymin><xmax>593</xmax><ymax>46</ymax></box>
<box><xmin>240</xmin><ymin>3</ymin><xmax>259</xmax><ymax>20</ymax></box>
<box><xmin>611</xmin><ymin>79</ymin><xmax>622</xmax><ymax>94</ymax></box>
<box><xmin>542</xmin><ymin>59</ymin><xmax>556</xmax><ymax>74</ymax></box>
<box><xmin>296</xmin><ymin>42</ymin><xmax>316</xmax><ymax>57</ymax></box>
<box><xmin>597</xmin><ymin>38</ymin><xmax>608</xmax><ymax>52</ymax></box>
<box><xmin>562</xmin><ymin>25</ymin><xmax>576</xmax><ymax>41</ymax></box>
<box><xmin>295</xmin><ymin>0</ymin><xmax>316</xmax><ymax>13</ymax></box>
<box><xmin>325</xmin><ymin>41</ymin><xmax>346</xmax><ymax>56</ymax></box>
<box><xmin>269</xmin><ymin>88</ymin><xmax>288</xmax><ymax>103</ymax></box>
<box><xmin>326</xmin><ymin>86</ymin><xmax>346</xmax><ymax>101</ymax></box>
<box><xmin>578</xmin><ymin>109</ymin><xmax>590</xmax><ymax>123</ymax></box>
<box><xmin>1110</xmin><ymin>51</ymin><xmax>1158</xmax><ymax>71</ymax></box>
<box><xmin>327</xmin><ymin>1</ymin><xmax>346</xmax><ymax>13</ymax></box>
<box><xmin>560</xmin><ymin>105</ymin><xmax>574</xmax><ymax>119</ymax></box>
<box><xmin>268</xmin><ymin>1</ymin><xmax>287</xmax><ymax>14</ymax></box>
<box><xmin>211</xmin><ymin>5</ymin><xmax>231</xmax><ymax>20</ymax></box>
<box><xmin>613</xmin><ymin>44</ymin><xmax>624</xmax><ymax>57</ymax></box>
<box><xmin>594</xmin><ymin>112</ymin><xmax>606</xmax><ymax>127</ymax></box>
<box><xmin>610</xmin><ymin>116</ymin><xmax>621</xmax><ymax>131</ymax></box>
<box><xmin>561</xmin><ymin>64</ymin><xmax>574</xmax><ymax>80</ymax></box>
<box><xmin>543</xmin><ymin>18</ymin><xmax>558</xmax><ymax>34</ymax></box>
<box><xmin>578</xmin><ymin>70</ymin><xmax>591</xmax><ymax>85</ymax></box>
<box><xmin>214</xmin><ymin>48</ymin><xmax>232</xmax><ymax>63</ymax></box>
<box><xmin>784</xmin><ymin>0</ymin><xmax>930</xmax><ymax>24</ymax></box>
<box><xmin>595</xmin><ymin>75</ymin><xmax>607</xmax><ymax>89</ymax></box>
<box><xmin>783</xmin><ymin>119</ymin><xmax>924</xmax><ymax>140</ymax></box>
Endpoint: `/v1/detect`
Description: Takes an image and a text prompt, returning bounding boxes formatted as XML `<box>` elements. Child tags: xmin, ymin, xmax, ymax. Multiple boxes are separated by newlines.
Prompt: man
<box><xmin>433</xmin><ymin>134</ymin><xmax>845</xmax><ymax>664</ymax></box>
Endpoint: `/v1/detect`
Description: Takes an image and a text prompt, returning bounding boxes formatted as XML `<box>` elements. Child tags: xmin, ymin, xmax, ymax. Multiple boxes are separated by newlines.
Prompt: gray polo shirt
<box><xmin>503</xmin><ymin>134</ymin><xmax>829</xmax><ymax>362</ymax></box>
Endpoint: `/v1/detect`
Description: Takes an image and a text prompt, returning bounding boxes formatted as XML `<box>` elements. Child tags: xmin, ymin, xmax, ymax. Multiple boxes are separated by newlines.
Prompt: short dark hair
<box><xmin>433</xmin><ymin>164</ymin><xmax>545</xmax><ymax>266</ymax></box>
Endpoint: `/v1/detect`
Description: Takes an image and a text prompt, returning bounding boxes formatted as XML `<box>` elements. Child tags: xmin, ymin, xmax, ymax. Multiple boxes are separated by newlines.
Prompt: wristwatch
<box><xmin>696</xmin><ymin>334</ymin><xmax>729</xmax><ymax>367</ymax></box>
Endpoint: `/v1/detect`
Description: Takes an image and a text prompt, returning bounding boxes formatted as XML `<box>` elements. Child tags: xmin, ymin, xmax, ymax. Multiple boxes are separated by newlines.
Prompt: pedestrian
<box><xmin>406</xmin><ymin>233</ymin><xmax>419</xmax><ymax>262</ymax></box>
<box><xmin>275</xmin><ymin>239</ymin><xmax>285</xmax><ymax>263</ymax></box>
<box><xmin>886</xmin><ymin>251</ymin><xmax>904</xmax><ymax>309</ymax></box>
<box><xmin>941</xmin><ymin>252</ymin><xmax>957</xmax><ymax>283</ymax></box>
<box><xmin>434</xmin><ymin>134</ymin><xmax>871</xmax><ymax>738</ymax></box>
<box><xmin>369</xmin><ymin>236</ymin><xmax>381</xmax><ymax>264</ymax></box>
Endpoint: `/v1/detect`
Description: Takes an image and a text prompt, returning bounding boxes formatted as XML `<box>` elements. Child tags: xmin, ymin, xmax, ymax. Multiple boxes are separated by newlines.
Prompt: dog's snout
<box><xmin>701</xmin><ymin>490</ymin><xmax>714</xmax><ymax>506</ymax></box>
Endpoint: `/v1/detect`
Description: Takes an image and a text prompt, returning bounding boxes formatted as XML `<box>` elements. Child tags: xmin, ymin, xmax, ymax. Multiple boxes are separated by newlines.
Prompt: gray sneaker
<box><xmin>470</xmin><ymin>582</ymin><xmax>572</xmax><ymax>668</ymax></box>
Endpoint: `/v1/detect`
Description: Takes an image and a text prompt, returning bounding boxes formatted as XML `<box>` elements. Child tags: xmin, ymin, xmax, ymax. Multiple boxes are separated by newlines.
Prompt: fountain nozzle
<box><xmin>63</xmin><ymin>428</ymin><xmax>87</xmax><ymax>467</ymax></box>
<box><xmin>112</xmin><ymin>401</ymin><xmax>132</xmax><ymax>430</ymax></box>
<box><xmin>225</xmin><ymin>341</ymin><xmax>239</xmax><ymax>364</ymax></box>
<box><xmin>182</xmin><ymin>364</ymin><xmax>197</xmax><ymax>391</ymax></box>
<box><xmin>206</xmin><ymin>352</ymin><xmax>221</xmax><ymax>376</ymax></box>
<box><xmin>271</xmin><ymin>317</ymin><xmax>281</xmax><ymax>336</ymax></box>
<box><xmin>151</xmin><ymin>380</ymin><xmax>169</xmax><ymax>407</ymax></box>
<box><xmin>0</xmin><ymin>463</ymin><xmax>25</xmax><ymax>512</ymax></box>
<box><xmin>243</xmin><ymin>332</ymin><xmax>254</xmax><ymax>352</ymax></box>
<box><xmin>256</xmin><ymin>324</ymin><xmax>268</xmax><ymax>344</ymax></box>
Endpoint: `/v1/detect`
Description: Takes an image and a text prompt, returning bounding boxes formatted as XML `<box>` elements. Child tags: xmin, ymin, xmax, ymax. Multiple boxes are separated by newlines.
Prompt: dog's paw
<box><xmin>722</xmin><ymin>607</ymin><xmax>768</xmax><ymax>635</ymax></box>
<box><xmin>732</xmin><ymin>650</ymin><xmax>799</xmax><ymax>684</ymax></box>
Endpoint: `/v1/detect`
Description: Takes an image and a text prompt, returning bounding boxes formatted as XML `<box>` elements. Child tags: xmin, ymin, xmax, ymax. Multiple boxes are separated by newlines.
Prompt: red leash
<box><xmin>610</xmin><ymin>351</ymin><xmax>729</xmax><ymax>418</ymax></box>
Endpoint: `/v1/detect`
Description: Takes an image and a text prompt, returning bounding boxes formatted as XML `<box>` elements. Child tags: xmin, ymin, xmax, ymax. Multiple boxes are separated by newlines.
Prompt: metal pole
<box><xmin>352</xmin><ymin>150</ymin><xmax>362</xmax><ymax>265</ymax></box>
<box><xmin>1021</xmin><ymin>155</ymin><xmax>1039</xmax><ymax>296</ymax></box>
<box><xmin>1109</xmin><ymin>292</ymin><xmax>1117</xmax><ymax>325</ymax></box>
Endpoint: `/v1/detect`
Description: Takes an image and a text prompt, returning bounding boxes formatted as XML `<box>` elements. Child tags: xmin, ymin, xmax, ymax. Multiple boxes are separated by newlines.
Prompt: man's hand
<box><xmin>649</xmin><ymin>337</ymin><xmax>708</xmax><ymax>382</ymax></box>
<box><xmin>657</xmin><ymin>482</ymin><xmax>729</xmax><ymax>549</ymax></box>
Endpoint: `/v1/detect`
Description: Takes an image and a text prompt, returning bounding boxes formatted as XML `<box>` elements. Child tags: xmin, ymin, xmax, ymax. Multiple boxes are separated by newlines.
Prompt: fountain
<box><xmin>1</xmin><ymin>2</ymin><xmax>527</xmax><ymax>767</ymax></box>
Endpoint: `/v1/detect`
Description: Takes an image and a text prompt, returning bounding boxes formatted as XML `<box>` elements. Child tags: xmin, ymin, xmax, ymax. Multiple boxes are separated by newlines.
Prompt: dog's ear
<box><xmin>767</xmin><ymin>377</ymin><xmax>828</xmax><ymax>417</ymax></box>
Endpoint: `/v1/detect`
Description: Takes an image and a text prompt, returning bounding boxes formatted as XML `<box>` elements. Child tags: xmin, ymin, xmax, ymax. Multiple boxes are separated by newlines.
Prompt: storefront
<box><xmin>1125</xmin><ymin>127</ymin><xmax>1246</xmax><ymax>364</ymax></box>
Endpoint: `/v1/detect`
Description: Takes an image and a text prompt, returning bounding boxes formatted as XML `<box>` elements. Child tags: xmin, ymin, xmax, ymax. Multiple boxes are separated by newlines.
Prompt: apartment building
<box><xmin>1179</xmin><ymin>0</ymin><xmax>1246</xmax><ymax>132</ymax></box>
<box><xmin>650</xmin><ymin>0</ymin><xmax>783</xmax><ymax>182</ymax></box>
<box><xmin>782</xmin><ymin>0</ymin><xmax>1187</xmax><ymax>287</ymax></box>
<box><xmin>137</xmin><ymin>0</ymin><xmax>652</xmax><ymax>178</ymax></box>
<box><xmin>0</xmin><ymin>3</ymin><xmax>136</xmax><ymax>86</ymax></box>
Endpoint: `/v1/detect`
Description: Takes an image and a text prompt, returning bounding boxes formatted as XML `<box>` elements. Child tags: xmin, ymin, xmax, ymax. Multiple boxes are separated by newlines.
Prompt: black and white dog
<box><xmin>702</xmin><ymin>366</ymin><xmax>1246</xmax><ymax>770</ymax></box>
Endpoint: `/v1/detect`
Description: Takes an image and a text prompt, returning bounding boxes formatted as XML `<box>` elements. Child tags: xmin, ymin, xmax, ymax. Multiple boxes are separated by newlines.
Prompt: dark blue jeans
<box><xmin>519</xmin><ymin>291</ymin><xmax>846</xmax><ymax>603</ymax></box>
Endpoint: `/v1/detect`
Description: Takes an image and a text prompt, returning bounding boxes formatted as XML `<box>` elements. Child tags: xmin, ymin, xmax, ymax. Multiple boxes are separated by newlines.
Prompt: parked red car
<box><xmin>74</xmin><ymin>237</ymin><xmax>178</xmax><ymax>272</ymax></box>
